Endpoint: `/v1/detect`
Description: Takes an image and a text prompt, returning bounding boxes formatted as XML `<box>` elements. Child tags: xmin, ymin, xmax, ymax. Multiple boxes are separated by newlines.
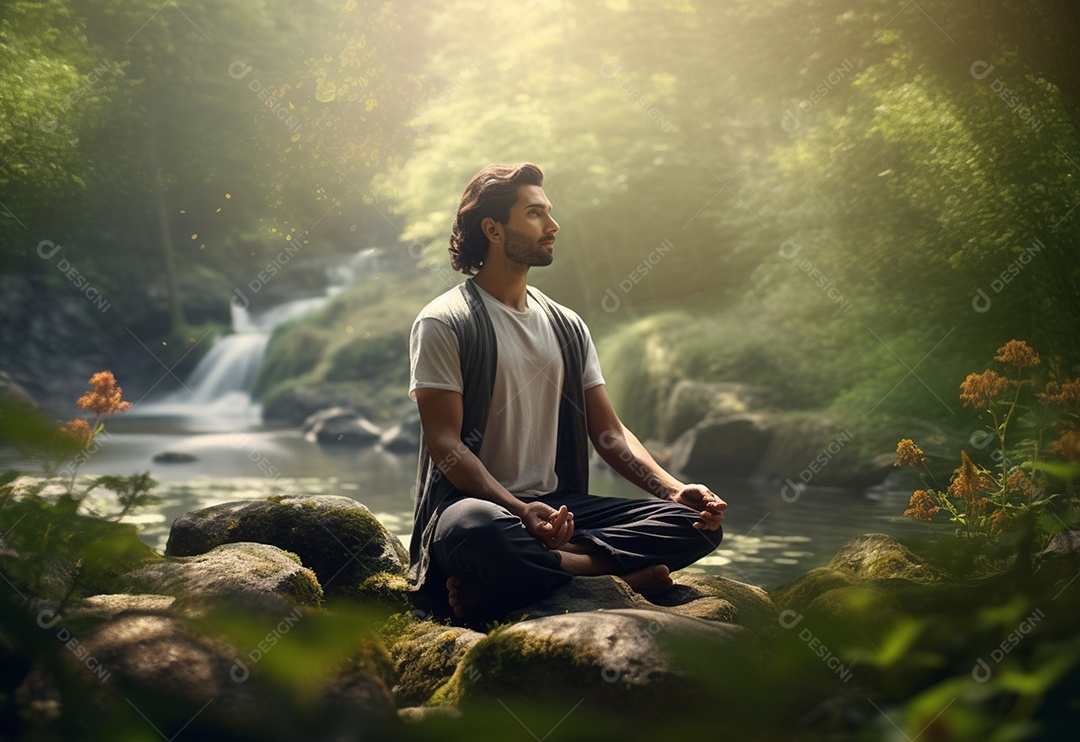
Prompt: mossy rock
<box><xmin>378</xmin><ymin>613</ymin><xmax>485</xmax><ymax>707</ymax></box>
<box><xmin>650</xmin><ymin>573</ymin><xmax>778</xmax><ymax>630</ymax></box>
<box><xmin>165</xmin><ymin>495</ymin><xmax>407</xmax><ymax>600</ymax></box>
<box><xmin>827</xmin><ymin>534</ymin><xmax>946</xmax><ymax>582</ymax></box>
<box><xmin>431</xmin><ymin>608</ymin><xmax>757</xmax><ymax>717</ymax></box>
<box><xmin>770</xmin><ymin>567</ymin><xmax>855</xmax><ymax>613</ymax></box>
<box><xmin>124</xmin><ymin>542</ymin><xmax>323</xmax><ymax>607</ymax></box>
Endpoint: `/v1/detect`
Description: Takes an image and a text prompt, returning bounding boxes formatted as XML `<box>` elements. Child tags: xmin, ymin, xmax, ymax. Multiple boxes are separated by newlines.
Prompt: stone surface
<box><xmin>152</xmin><ymin>451</ymin><xmax>197</xmax><ymax>464</ymax></box>
<box><xmin>649</xmin><ymin>573</ymin><xmax>778</xmax><ymax>629</ymax></box>
<box><xmin>433</xmin><ymin>608</ymin><xmax>757</xmax><ymax>716</ymax></box>
<box><xmin>67</xmin><ymin>594</ymin><xmax>177</xmax><ymax>622</ymax></box>
<box><xmin>302</xmin><ymin>407</ymin><xmax>383</xmax><ymax>446</ymax></box>
<box><xmin>380</xmin><ymin>615</ymin><xmax>485</xmax><ymax>707</ymax></box>
<box><xmin>668</xmin><ymin>414</ymin><xmax>775</xmax><ymax>479</ymax></box>
<box><xmin>17</xmin><ymin>610</ymin><xmax>396</xmax><ymax>737</ymax></box>
<box><xmin>165</xmin><ymin>495</ymin><xmax>408</xmax><ymax>599</ymax></box>
<box><xmin>657</xmin><ymin>380</ymin><xmax>776</xmax><ymax>442</ymax></box>
<box><xmin>125</xmin><ymin>543</ymin><xmax>323</xmax><ymax>606</ymax></box>
<box><xmin>504</xmin><ymin>575</ymin><xmax>657</xmax><ymax>621</ymax></box>
<box><xmin>827</xmin><ymin>533</ymin><xmax>945</xmax><ymax>582</ymax></box>
<box><xmin>770</xmin><ymin>567</ymin><xmax>855</xmax><ymax>612</ymax></box>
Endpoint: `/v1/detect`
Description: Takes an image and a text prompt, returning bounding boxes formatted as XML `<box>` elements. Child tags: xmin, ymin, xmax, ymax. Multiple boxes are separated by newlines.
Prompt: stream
<box><xmin>3</xmin><ymin>247</ymin><xmax>930</xmax><ymax>591</ymax></box>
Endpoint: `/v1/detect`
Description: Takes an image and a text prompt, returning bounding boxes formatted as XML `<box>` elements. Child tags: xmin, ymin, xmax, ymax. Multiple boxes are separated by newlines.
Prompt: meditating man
<box><xmin>407</xmin><ymin>162</ymin><xmax>727</xmax><ymax>627</ymax></box>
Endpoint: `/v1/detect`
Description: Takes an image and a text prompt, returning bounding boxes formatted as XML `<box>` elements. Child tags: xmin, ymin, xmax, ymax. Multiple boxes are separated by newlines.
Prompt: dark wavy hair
<box><xmin>449</xmin><ymin>162</ymin><xmax>544</xmax><ymax>275</ymax></box>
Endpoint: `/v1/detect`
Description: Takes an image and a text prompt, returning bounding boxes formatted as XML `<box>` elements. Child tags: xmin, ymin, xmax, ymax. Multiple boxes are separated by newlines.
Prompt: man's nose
<box><xmin>547</xmin><ymin>215</ymin><xmax>560</xmax><ymax>233</ymax></box>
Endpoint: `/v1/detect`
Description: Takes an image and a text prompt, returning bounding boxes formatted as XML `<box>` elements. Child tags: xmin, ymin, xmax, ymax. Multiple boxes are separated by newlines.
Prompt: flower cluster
<box><xmin>894</xmin><ymin>439</ymin><xmax>926</xmax><ymax>467</ymax></box>
<box><xmin>76</xmin><ymin>371</ymin><xmax>133</xmax><ymax>416</ymax></box>
<box><xmin>899</xmin><ymin>339</ymin><xmax>1074</xmax><ymax>537</ymax></box>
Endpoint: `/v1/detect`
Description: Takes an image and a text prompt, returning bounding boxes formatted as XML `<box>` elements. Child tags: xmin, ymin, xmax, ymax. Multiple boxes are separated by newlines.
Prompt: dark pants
<box><xmin>428</xmin><ymin>491</ymin><xmax>723</xmax><ymax>622</ymax></box>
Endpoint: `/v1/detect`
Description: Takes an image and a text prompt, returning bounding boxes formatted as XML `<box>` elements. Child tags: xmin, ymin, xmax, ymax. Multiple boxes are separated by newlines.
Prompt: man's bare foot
<box><xmin>446</xmin><ymin>573</ymin><xmax>493</xmax><ymax>622</ymax></box>
<box><xmin>618</xmin><ymin>564</ymin><xmax>674</xmax><ymax>596</ymax></box>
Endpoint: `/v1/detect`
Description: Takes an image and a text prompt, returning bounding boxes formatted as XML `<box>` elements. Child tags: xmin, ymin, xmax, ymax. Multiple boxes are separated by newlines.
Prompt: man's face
<box><xmin>501</xmin><ymin>184</ymin><xmax>559</xmax><ymax>267</ymax></box>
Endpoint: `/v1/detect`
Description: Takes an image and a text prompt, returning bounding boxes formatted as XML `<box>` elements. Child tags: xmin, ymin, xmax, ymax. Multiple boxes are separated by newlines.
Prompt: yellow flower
<box><xmin>995</xmin><ymin>339</ymin><xmax>1040</xmax><ymax>368</ymax></box>
<box><xmin>990</xmin><ymin>509</ymin><xmax>1009</xmax><ymax>534</ymax></box>
<box><xmin>903</xmin><ymin>489</ymin><xmax>939</xmax><ymax>522</ymax></box>
<box><xmin>894</xmin><ymin>439</ymin><xmax>926</xmax><ymax>467</ymax></box>
<box><xmin>960</xmin><ymin>370</ymin><xmax>1009</xmax><ymax>409</ymax></box>
<box><xmin>1005</xmin><ymin>470</ymin><xmax>1034</xmax><ymax>496</ymax></box>
<box><xmin>76</xmin><ymin>371</ymin><xmax>132</xmax><ymax>415</ymax></box>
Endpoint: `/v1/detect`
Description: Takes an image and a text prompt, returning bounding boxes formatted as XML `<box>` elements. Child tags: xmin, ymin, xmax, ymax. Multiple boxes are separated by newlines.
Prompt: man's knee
<box><xmin>435</xmin><ymin>498</ymin><xmax>516</xmax><ymax>552</ymax></box>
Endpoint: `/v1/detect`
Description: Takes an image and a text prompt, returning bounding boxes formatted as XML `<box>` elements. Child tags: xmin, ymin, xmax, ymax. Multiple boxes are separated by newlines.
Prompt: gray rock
<box><xmin>125</xmin><ymin>542</ymin><xmax>323</xmax><ymax>606</ymax></box>
<box><xmin>165</xmin><ymin>495</ymin><xmax>408</xmax><ymax>600</ymax></box>
<box><xmin>433</xmin><ymin>608</ymin><xmax>758</xmax><ymax>716</ymax></box>
<box><xmin>152</xmin><ymin>451</ymin><xmax>197</xmax><ymax>464</ymax></box>
<box><xmin>649</xmin><ymin>573</ymin><xmax>778</xmax><ymax>629</ymax></box>
<box><xmin>302</xmin><ymin>407</ymin><xmax>382</xmax><ymax>446</ymax></box>
<box><xmin>17</xmin><ymin>609</ymin><xmax>396</xmax><ymax>737</ymax></box>
<box><xmin>668</xmin><ymin>413</ymin><xmax>775</xmax><ymax>478</ymax></box>
<box><xmin>505</xmin><ymin>575</ymin><xmax>657</xmax><ymax>621</ymax></box>
<box><xmin>378</xmin><ymin>412</ymin><xmax>422</xmax><ymax>454</ymax></box>
<box><xmin>66</xmin><ymin>594</ymin><xmax>176</xmax><ymax>622</ymax></box>
<box><xmin>657</xmin><ymin>380</ymin><xmax>776</xmax><ymax>442</ymax></box>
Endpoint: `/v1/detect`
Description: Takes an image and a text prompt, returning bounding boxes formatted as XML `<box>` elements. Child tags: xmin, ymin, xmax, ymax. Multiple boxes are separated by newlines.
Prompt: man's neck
<box><xmin>472</xmin><ymin>263</ymin><xmax>530</xmax><ymax>311</ymax></box>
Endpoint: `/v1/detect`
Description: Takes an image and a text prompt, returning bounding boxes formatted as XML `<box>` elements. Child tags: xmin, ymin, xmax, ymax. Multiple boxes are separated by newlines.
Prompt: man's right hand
<box><xmin>518</xmin><ymin>501</ymin><xmax>574</xmax><ymax>550</ymax></box>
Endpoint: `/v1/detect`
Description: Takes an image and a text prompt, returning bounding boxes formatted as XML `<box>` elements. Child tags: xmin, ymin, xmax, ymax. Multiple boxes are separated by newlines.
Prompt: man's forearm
<box><xmin>595</xmin><ymin>426</ymin><xmax>682</xmax><ymax>499</ymax></box>
<box><xmin>427</xmin><ymin>437</ymin><xmax>526</xmax><ymax>516</ymax></box>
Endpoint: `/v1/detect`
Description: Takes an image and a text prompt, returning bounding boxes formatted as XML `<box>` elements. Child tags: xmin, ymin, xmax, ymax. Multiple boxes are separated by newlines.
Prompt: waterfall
<box><xmin>135</xmin><ymin>247</ymin><xmax>384</xmax><ymax>425</ymax></box>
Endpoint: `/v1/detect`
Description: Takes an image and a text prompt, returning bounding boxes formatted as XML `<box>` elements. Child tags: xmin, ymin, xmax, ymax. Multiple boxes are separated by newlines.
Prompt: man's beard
<box><xmin>503</xmin><ymin>226</ymin><xmax>554</xmax><ymax>267</ymax></box>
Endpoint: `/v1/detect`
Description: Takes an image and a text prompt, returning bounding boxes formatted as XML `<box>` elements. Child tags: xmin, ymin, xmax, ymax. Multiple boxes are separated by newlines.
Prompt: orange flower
<box><xmin>76</xmin><ymin>371</ymin><xmax>132</xmax><ymax>415</ymax></box>
<box><xmin>994</xmin><ymin>339</ymin><xmax>1040</xmax><ymax>368</ymax></box>
<box><xmin>1005</xmin><ymin>470</ymin><xmax>1034</xmax><ymax>496</ymax></box>
<box><xmin>990</xmin><ymin>509</ymin><xmax>1009</xmax><ymax>534</ymax></box>
<box><xmin>947</xmin><ymin>450</ymin><xmax>992</xmax><ymax>503</ymax></box>
<box><xmin>1038</xmin><ymin>379</ymin><xmax>1080</xmax><ymax>410</ymax></box>
<box><xmin>1053</xmin><ymin>427</ymin><xmax>1080</xmax><ymax>462</ymax></box>
<box><xmin>894</xmin><ymin>439</ymin><xmax>926</xmax><ymax>467</ymax></box>
<box><xmin>903</xmin><ymin>489</ymin><xmax>939</xmax><ymax>522</ymax></box>
<box><xmin>60</xmin><ymin>418</ymin><xmax>94</xmax><ymax>447</ymax></box>
<box><xmin>960</xmin><ymin>370</ymin><xmax>1009</xmax><ymax>409</ymax></box>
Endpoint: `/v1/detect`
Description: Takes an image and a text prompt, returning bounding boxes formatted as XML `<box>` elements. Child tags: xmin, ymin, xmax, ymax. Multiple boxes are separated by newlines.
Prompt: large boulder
<box><xmin>668</xmin><ymin>414</ymin><xmax>775</xmax><ymax>478</ymax></box>
<box><xmin>657</xmin><ymin>380</ymin><xmax>776</xmax><ymax>442</ymax></box>
<box><xmin>165</xmin><ymin>495</ymin><xmax>408</xmax><ymax>600</ymax></box>
<box><xmin>125</xmin><ymin>543</ymin><xmax>323</xmax><ymax>607</ymax></box>
<box><xmin>504</xmin><ymin>575</ymin><xmax>657</xmax><ymax>621</ymax></box>
<box><xmin>17</xmin><ymin>607</ymin><xmax>397</xmax><ymax>738</ymax></box>
<box><xmin>302</xmin><ymin>407</ymin><xmax>383</xmax><ymax>446</ymax></box>
<box><xmin>647</xmin><ymin>573</ymin><xmax>778</xmax><ymax>630</ymax></box>
<box><xmin>432</xmin><ymin>609</ymin><xmax>758</xmax><ymax>717</ymax></box>
<box><xmin>379</xmin><ymin>614</ymin><xmax>485</xmax><ymax>707</ymax></box>
<box><xmin>378</xmin><ymin>408</ymin><xmax>422</xmax><ymax>454</ymax></box>
<box><xmin>827</xmin><ymin>533</ymin><xmax>945</xmax><ymax>582</ymax></box>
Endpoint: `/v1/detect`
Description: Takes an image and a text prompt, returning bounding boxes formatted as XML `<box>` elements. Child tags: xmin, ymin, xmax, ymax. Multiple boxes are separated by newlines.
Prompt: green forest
<box><xmin>3</xmin><ymin>1</ymin><xmax>1080</xmax><ymax>740</ymax></box>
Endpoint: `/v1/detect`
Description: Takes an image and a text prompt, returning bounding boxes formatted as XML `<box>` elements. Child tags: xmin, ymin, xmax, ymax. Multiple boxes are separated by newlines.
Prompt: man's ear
<box><xmin>480</xmin><ymin>216</ymin><xmax>503</xmax><ymax>244</ymax></box>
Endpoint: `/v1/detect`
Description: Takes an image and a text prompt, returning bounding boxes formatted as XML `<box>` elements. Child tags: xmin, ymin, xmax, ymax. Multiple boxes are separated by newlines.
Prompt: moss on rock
<box><xmin>165</xmin><ymin>495</ymin><xmax>407</xmax><ymax>599</ymax></box>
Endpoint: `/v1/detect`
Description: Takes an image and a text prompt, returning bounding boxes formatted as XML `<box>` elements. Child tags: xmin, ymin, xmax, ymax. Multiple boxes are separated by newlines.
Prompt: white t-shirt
<box><xmin>409</xmin><ymin>282</ymin><xmax>605</xmax><ymax>495</ymax></box>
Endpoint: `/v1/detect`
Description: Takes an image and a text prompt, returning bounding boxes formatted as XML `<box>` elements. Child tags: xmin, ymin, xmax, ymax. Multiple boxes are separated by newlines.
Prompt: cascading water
<box><xmin>135</xmin><ymin>247</ymin><xmax>386</xmax><ymax>426</ymax></box>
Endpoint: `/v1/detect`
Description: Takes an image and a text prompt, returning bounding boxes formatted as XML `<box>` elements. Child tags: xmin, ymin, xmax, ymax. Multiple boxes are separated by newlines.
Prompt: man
<box><xmin>408</xmin><ymin>162</ymin><xmax>727</xmax><ymax>627</ymax></box>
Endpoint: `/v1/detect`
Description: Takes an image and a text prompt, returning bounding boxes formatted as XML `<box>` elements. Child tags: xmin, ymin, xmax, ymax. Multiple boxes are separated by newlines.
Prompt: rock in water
<box><xmin>126</xmin><ymin>542</ymin><xmax>323</xmax><ymax>607</ymax></box>
<box><xmin>165</xmin><ymin>495</ymin><xmax>408</xmax><ymax>600</ymax></box>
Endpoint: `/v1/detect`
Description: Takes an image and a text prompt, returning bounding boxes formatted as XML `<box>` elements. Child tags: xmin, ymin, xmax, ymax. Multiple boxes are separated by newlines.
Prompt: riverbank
<box><xmin>3</xmin><ymin>489</ymin><xmax>1078</xmax><ymax>740</ymax></box>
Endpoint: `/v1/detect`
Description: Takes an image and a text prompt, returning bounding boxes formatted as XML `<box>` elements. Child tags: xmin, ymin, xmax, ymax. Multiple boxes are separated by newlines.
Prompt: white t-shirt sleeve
<box><xmin>582</xmin><ymin>325</ymin><xmax>605</xmax><ymax>390</ymax></box>
<box><xmin>409</xmin><ymin>317</ymin><xmax>463</xmax><ymax>400</ymax></box>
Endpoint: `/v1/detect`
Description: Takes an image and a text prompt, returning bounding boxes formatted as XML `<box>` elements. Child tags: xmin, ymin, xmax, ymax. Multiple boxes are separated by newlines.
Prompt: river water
<box><xmin>3</xmin><ymin>248</ymin><xmax>930</xmax><ymax>591</ymax></box>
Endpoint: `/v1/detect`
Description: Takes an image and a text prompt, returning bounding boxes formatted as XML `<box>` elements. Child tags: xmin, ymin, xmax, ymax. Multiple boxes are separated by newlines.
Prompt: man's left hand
<box><xmin>669</xmin><ymin>484</ymin><xmax>727</xmax><ymax>531</ymax></box>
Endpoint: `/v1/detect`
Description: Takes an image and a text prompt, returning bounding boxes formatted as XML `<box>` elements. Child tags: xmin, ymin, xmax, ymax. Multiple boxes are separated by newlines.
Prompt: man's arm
<box><xmin>414</xmin><ymin>387</ymin><xmax>574</xmax><ymax>547</ymax></box>
<box><xmin>584</xmin><ymin>384</ymin><xmax>726</xmax><ymax>530</ymax></box>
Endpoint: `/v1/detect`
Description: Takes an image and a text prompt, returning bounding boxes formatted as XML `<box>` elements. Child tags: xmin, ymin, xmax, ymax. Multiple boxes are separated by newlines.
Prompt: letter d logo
<box><xmin>600</xmin><ymin>288</ymin><xmax>621</xmax><ymax>313</ymax></box>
